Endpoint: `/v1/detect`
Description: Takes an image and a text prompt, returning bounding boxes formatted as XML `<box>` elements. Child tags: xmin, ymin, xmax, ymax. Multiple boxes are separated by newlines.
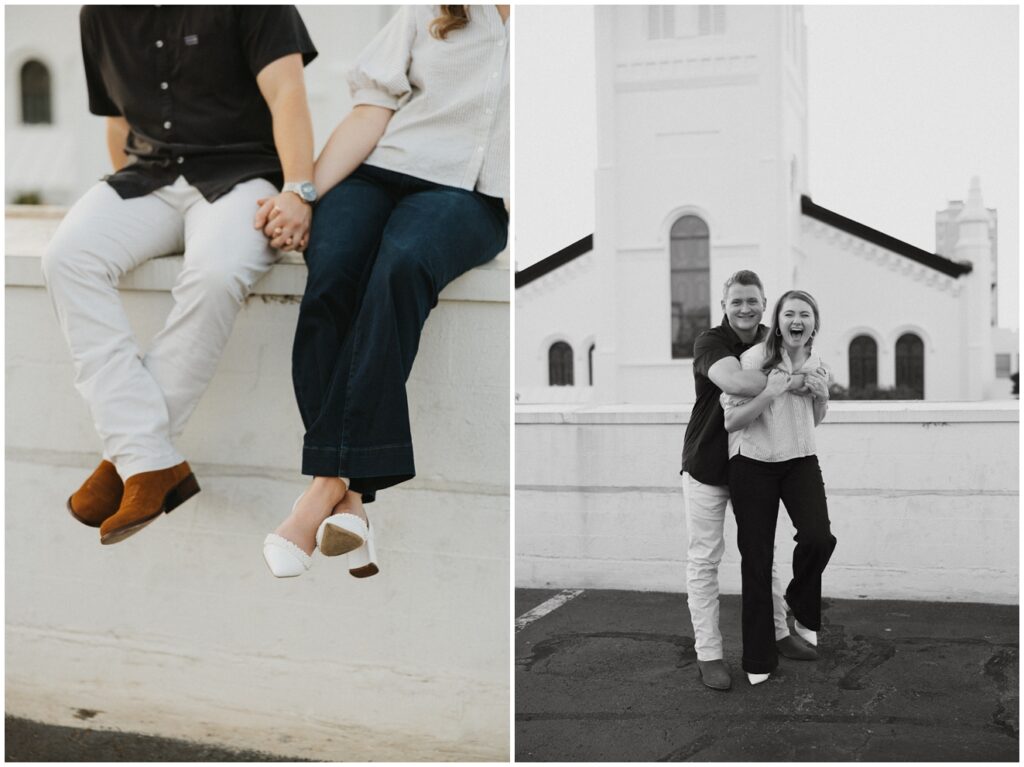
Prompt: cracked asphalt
<box><xmin>515</xmin><ymin>589</ymin><xmax>1018</xmax><ymax>762</ymax></box>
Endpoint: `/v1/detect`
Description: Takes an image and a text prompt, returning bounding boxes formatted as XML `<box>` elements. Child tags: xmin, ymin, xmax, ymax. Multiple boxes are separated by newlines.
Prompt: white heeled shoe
<box><xmin>262</xmin><ymin>533</ymin><xmax>313</xmax><ymax>577</ymax></box>
<box><xmin>263</xmin><ymin>496</ymin><xmax>314</xmax><ymax>578</ymax></box>
<box><xmin>794</xmin><ymin>620</ymin><xmax>818</xmax><ymax>646</ymax></box>
<box><xmin>348</xmin><ymin>522</ymin><xmax>378</xmax><ymax>578</ymax></box>
<box><xmin>747</xmin><ymin>672</ymin><xmax>770</xmax><ymax>685</ymax></box>
<box><xmin>316</xmin><ymin>512</ymin><xmax>368</xmax><ymax>557</ymax></box>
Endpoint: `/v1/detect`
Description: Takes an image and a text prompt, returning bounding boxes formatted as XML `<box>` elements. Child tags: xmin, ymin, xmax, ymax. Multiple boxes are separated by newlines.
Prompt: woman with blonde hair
<box><xmin>721</xmin><ymin>289</ymin><xmax>837</xmax><ymax>684</ymax></box>
<box><xmin>262</xmin><ymin>4</ymin><xmax>509</xmax><ymax>577</ymax></box>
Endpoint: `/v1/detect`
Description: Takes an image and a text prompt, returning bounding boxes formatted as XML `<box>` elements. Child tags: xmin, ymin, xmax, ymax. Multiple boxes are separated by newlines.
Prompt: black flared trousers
<box><xmin>729</xmin><ymin>454</ymin><xmax>837</xmax><ymax>674</ymax></box>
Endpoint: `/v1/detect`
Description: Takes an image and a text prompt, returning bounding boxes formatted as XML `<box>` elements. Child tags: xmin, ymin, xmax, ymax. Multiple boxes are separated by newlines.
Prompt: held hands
<box><xmin>253</xmin><ymin>191</ymin><xmax>312</xmax><ymax>252</ymax></box>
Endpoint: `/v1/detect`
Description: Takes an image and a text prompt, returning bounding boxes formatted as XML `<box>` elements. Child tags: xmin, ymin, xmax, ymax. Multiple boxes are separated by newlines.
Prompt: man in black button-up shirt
<box><xmin>679</xmin><ymin>270</ymin><xmax>812</xmax><ymax>690</ymax></box>
<box><xmin>43</xmin><ymin>7</ymin><xmax>318</xmax><ymax>544</ymax></box>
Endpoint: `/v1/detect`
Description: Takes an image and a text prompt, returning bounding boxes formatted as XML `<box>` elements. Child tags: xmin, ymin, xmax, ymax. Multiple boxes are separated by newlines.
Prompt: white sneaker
<box><xmin>747</xmin><ymin>672</ymin><xmax>770</xmax><ymax>685</ymax></box>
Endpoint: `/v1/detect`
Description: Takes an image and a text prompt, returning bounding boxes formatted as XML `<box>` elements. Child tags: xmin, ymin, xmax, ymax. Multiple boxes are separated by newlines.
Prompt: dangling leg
<box><xmin>42</xmin><ymin>182</ymin><xmax>184</xmax><ymax>529</ymax></box>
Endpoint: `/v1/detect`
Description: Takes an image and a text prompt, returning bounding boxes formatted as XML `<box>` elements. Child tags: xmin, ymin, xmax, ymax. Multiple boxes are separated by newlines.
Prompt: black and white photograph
<box><xmin>515</xmin><ymin>5</ymin><xmax>1019</xmax><ymax>762</ymax></box>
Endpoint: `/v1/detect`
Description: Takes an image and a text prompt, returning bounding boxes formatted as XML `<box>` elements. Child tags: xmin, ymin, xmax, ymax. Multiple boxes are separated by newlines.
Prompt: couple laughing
<box><xmin>681</xmin><ymin>270</ymin><xmax>838</xmax><ymax>688</ymax></box>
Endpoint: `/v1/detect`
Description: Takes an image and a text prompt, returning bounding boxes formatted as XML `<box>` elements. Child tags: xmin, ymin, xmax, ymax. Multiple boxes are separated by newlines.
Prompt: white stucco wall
<box><xmin>516</xmin><ymin>401</ymin><xmax>1019</xmax><ymax>605</ymax></box>
<box><xmin>6</xmin><ymin>209</ymin><xmax>510</xmax><ymax>761</ymax></box>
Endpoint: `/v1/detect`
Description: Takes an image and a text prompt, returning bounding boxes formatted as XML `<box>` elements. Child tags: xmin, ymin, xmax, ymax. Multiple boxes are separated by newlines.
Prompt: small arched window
<box><xmin>670</xmin><ymin>215</ymin><xmax>710</xmax><ymax>359</ymax></box>
<box><xmin>549</xmin><ymin>341</ymin><xmax>574</xmax><ymax>386</ymax></box>
<box><xmin>20</xmin><ymin>59</ymin><xmax>52</xmax><ymax>125</ymax></box>
<box><xmin>588</xmin><ymin>344</ymin><xmax>595</xmax><ymax>386</ymax></box>
<box><xmin>848</xmin><ymin>335</ymin><xmax>877</xmax><ymax>391</ymax></box>
<box><xmin>895</xmin><ymin>333</ymin><xmax>924</xmax><ymax>399</ymax></box>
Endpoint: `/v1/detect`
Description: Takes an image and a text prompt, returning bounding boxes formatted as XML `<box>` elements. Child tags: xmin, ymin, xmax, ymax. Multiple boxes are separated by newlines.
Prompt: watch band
<box><xmin>282</xmin><ymin>181</ymin><xmax>317</xmax><ymax>203</ymax></box>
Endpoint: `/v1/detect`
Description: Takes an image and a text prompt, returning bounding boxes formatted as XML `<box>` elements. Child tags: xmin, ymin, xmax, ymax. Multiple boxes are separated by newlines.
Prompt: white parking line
<box><xmin>515</xmin><ymin>589</ymin><xmax>585</xmax><ymax>632</ymax></box>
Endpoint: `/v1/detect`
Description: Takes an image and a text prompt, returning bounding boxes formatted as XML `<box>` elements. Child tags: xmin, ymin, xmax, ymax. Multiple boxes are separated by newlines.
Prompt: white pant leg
<box><xmin>682</xmin><ymin>473</ymin><xmax>730</xmax><ymax>662</ymax></box>
<box><xmin>773</xmin><ymin>550</ymin><xmax>790</xmax><ymax>641</ymax></box>
<box><xmin>142</xmin><ymin>177</ymin><xmax>279</xmax><ymax>440</ymax></box>
<box><xmin>42</xmin><ymin>182</ymin><xmax>186</xmax><ymax>478</ymax></box>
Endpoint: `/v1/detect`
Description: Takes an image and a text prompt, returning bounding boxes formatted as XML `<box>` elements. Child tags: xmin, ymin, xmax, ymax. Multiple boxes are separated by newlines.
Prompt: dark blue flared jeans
<box><xmin>293</xmin><ymin>164</ymin><xmax>508</xmax><ymax>502</ymax></box>
<box><xmin>728</xmin><ymin>454</ymin><xmax>837</xmax><ymax>674</ymax></box>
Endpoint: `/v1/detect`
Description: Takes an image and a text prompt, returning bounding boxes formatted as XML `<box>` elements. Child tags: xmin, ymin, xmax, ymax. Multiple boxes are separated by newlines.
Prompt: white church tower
<box><xmin>592</xmin><ymin>6</ymin><xmax>809</xmax><ymax>403</ymax></box>
<box><xmin>955</xmin><ymin>177</ymin><xmax>995</xmax><ymax>399</ymax></box>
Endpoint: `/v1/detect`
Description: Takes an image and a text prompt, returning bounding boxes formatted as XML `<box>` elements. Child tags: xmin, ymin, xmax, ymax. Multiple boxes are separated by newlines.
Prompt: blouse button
<box><xmin>163</xmin><ymin>120</ymin><xmax>172</xmax><ymax>129</ymax></box>
<box><xmin>176</xmin><ymin>156</ymin><xmax>185</xmax><ymax>165</ymax></box>
<box><xmin>155</xmin><ymin>40</ymin><xmax>164</xmax><ymax>48</ymax></box>
<box><xmin>160</xmin><ymin>81</ymin><xmax>169</xmax><ymax>90</ymax></box>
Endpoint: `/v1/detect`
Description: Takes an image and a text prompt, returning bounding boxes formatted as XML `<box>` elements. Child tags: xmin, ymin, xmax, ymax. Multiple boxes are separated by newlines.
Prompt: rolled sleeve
<box><xmin>80</xmin><ymin>9</ymin><xmax>120</xmax><ymax>117</ymax></box>
<box><xmin>237</xmin><ymin>6</ymin><xmax>318</xmax><ymax>78</ymax></box>
<box><xmin>692</xmin><ymin>333</ymin><xmax>732</xmax><ymax>378</ymax></box>
<box><xmin>347</xmin><ymin>5</ymin><xmax>416</xmax><ymax>110</ymax></box>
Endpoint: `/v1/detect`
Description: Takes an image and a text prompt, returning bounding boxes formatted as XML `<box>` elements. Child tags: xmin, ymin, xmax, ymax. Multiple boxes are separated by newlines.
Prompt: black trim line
<box><xmin>801</xmin><ymin>195</ymin><xmax>972</xmax><ymax>278</ymax></box>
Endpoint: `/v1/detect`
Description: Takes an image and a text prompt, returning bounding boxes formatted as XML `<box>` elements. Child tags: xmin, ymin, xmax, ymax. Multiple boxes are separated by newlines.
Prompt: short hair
<box><xmin>722</xmin><ymin>270</ymin><xmax>764</xmax><ymax>299</ymax></box>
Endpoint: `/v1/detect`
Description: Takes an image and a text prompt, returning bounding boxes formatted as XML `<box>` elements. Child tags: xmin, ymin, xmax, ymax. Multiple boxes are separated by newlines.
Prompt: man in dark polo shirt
<box><xmin>42</xmin><ymin>7</ymin><xmax>318</xmax><ymax>545</ymax></box>
<box><xmin>680</xmin><ymin>270</ymin><xmax>816</xmax><ymax>690</ymax></box>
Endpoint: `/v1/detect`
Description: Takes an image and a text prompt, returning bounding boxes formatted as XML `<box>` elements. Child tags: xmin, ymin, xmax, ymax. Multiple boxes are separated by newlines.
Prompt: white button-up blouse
<box><xmin>348</xmin><ymin>5</ymin><xmax>509</xmax><ymax>199</ymax></box>
<box><xmin>721</xmin><ymin>342</ymin><xmax>829</xmax><ymax>463</ymax></box>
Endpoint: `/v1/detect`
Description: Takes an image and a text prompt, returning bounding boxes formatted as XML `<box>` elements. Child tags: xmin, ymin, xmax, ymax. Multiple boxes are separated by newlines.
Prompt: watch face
<box><xmin>300</xmin><ymin>182</ymin><xmax>317</xmax><ymax>202</ymax></box>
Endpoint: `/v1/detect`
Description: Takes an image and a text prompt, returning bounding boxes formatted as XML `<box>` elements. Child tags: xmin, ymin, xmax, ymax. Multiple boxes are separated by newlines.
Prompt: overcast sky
<box><xmin>514</xmin><ymin>5</ymin><xmax>1019</xmax><ymax>329</ymax></box>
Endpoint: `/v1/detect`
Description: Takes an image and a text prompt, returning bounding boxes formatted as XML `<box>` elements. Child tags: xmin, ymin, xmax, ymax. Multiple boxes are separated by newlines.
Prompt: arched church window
<box><xmin>895</xmin><ymin>333</ymin><xmax>924</xmax><ymax>399</ymax></box>
<box><xmin>588</xmin><ymin>344</ymin><xmax>595</xmax><ymax>386</ymax></box>
<box><xmin>670</xmin><ymin>215</ymin><xmax>710</xmax><ymax>359</ymax></box>
<box><xmin>848</xmin><ymin>335</ymin><xmax>877</xmax><ymax>391</ymax></box>
<box><xmin>20</xmin><ymin>59</ymin><xmax>52</xmax><ymax>125</ymax></box>
<box><xmin>549</xmin><ymin>341</ymin><xmax>574</xmax><ymax>386</ymax></box>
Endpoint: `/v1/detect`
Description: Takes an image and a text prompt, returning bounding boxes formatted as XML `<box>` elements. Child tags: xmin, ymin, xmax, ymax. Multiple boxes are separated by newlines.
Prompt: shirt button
<box><xmin>160</xmin><ymin>81</ymin><xmax>169</xmax><ymax>90</ymax></box>
<box><xmin>155</xmin><ymin>40</ymin><xmax>164</xmax><ymax>48</ymax></box>
<box><xmin>176</xmin><ymin>156</ymin><xmax>184</xmax><ymax>165</ymax></box>
<box><xmin>163</xmin><ymin>120</ymin><xmax>172</xmax><ymax>129</ymax></box>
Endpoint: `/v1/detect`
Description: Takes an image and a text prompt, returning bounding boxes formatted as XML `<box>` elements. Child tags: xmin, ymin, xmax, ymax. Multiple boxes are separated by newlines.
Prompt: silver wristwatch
<box><xmin>282</xmin><ymin>181</ymin><xmax>317</xmax><ymax>204</ymax></box>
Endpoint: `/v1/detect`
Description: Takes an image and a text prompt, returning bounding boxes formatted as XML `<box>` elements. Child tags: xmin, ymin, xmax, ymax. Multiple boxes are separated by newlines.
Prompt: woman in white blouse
<box><xmin>720</xmin><ymin>289</ymin><xmax>837</xmax><ymax>684</ymax></box>
<box><xmin>263</xmin><ymin>5</ymin><xmax>510</xmax><ymax>578</ymax></box>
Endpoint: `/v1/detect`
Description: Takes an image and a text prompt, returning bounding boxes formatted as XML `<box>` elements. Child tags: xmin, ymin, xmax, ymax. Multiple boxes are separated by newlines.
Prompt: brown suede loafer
<box><xmin>100</xmin><ymin>461</ymin><xmax>200</xmax><ymax>545</ymax></box>
<box><xmin>68</xmin><ymin>459</ymin><xmax>124</xmax><ymax>528</ymax></box>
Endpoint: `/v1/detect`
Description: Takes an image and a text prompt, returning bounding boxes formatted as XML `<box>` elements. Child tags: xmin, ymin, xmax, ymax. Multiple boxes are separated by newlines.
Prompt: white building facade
<box><xmin>516</xmin><ymin>5</ymin><xmax>1016</xmax><ymax>404</ymax></box>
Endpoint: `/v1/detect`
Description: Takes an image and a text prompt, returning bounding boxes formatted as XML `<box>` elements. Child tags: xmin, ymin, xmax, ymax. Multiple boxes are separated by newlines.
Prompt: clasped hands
<box><xmin>766</xmin><ymin>367</ymin><xmax>830</xmax><ymax>401</ymax></box>
<box><xmin>253</xmin><ymin>191</ymin><xmax>311</xmax><ymax>252</ymax></box>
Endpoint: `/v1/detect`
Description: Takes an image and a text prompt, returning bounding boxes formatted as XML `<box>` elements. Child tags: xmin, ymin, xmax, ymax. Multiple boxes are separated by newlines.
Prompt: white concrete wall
<box><xmin>6</xmin><ymin>209</ymin><xmax>510</xmax><ymax>761</ymax></box>
<box><xmin>516</xmin><ymin>401</ymin><xmax>1019</xmax><ymax>605</ymax></box>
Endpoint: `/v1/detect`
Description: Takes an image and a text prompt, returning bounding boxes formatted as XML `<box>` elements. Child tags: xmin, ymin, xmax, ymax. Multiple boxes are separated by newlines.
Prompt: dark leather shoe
<box><xmin>697</xmin><ymin>659</ymin><xmax>732</xmax><ymax>690</ymax></box>
<box><xmin>67</xmin><ymin>460</ymin><xmax>123</xmax><ymax>528</ymax></box>
<box><xmin>100</xmin><ymin>461</ymin><xmax>200</xmax><ymax>545</ymax></box>
<box><xmin>777</xmin><ymin>633</ymin><xmax>819</xmax><ymax>660</ymax></box>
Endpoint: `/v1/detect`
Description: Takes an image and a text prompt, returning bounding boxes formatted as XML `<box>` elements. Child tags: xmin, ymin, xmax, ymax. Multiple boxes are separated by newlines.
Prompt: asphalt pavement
<box><xmin>516</xmin><ymin>588</ymin><xmax>1018</xmax><ymax>762</ymax></box>
<box><xmin>4</xmin><ymin>716</ymin><xmax>309</xmax><ymax>762</ymax></box>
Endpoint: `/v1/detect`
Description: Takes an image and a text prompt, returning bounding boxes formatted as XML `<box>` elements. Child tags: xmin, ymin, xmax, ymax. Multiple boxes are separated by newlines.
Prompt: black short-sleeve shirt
<box><xmin>79</xmin><ymin>6</ymin><xmax>317</xmax><ymax>202</ymax></box>
<box><xmin>680</xmin><ymin>316</ymin><xmax>767</xmax><ymax>486</ymax></box>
